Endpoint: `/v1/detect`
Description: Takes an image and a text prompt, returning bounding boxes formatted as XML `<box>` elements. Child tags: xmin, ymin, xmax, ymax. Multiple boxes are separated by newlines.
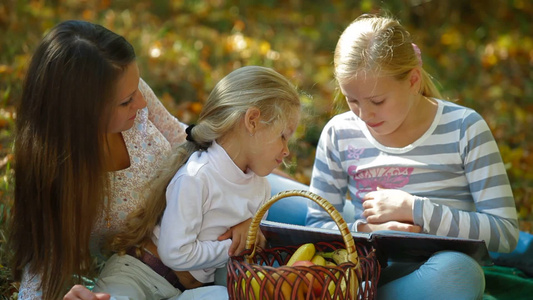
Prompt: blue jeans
<box><xmin>378</xmin><ymin>251</ymin><xmax>485</xmax><ymax>300</ymax></box>
<box><xmin>266</xmin><ymin>174</ymin><xmax>486</xmax><ymax>300</ymax></box>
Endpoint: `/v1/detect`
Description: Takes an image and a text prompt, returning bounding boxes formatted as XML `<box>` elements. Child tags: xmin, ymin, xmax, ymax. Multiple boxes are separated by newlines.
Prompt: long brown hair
<box><xmin>112</xmin><ymin>66</ymin><xmax>301</xmax><ymax>252</ymax></box>
<box><xmin>9</xmin><ymin>20</ymin><xmax>136</xmax><ymax>299</ymax></box>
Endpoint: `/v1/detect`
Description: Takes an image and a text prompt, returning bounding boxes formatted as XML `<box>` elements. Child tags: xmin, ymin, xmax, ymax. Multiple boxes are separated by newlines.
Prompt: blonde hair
<box><xmin>334</xmin><ymin>14</ymin><xmax>442</xmax><ymax>98</ymax></box>
<box><xmin>112</xmin><ymin>66</ymin><xmax>301</xmax><ymax>251</ymax></box>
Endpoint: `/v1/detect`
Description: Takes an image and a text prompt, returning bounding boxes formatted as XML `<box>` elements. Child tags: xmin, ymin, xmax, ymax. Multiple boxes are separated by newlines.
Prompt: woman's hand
<box><xmin>358</xmin><ymin>221</ymin><xmax>422</xmax><ymax>233</ymax></box>
<box><xmin>362</xmin><ymin>187</ymin><xmax>415</xmax><ymax>224</ymax></box>
<box><xmin>64</xmin><ymin>285</ymin><xmax>110</xmax><ymax>300</ymax></box>
<box><xmin>217</xmin><ymin>218</ymin><xmax>267</xmax><ymax>256</ymax></box>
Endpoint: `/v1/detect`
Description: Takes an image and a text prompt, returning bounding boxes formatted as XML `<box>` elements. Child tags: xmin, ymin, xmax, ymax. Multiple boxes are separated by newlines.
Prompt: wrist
<box><xmin>402</xmin><ymin>194</ymin><xmax>415</xmax><ymax>222</ymax></box>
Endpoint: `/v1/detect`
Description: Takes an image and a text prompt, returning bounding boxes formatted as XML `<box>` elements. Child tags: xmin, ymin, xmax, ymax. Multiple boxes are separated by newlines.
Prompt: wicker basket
<box><xmin>227</xmin><ymin>190</ymin><xmax>380</xmax><ymax>299</ymax></box>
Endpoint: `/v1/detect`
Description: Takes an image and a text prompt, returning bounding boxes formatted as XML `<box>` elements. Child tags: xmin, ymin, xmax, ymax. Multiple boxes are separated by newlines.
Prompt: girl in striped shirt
<box><xmin>306</xmin><ymin>14</ymin><xmax>519</xmax><ymax>300</ymax></box>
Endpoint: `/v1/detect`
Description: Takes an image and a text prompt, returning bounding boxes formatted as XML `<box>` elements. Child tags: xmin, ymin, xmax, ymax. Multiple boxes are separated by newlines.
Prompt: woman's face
<box><xmin>339</xmin><ymin>70</ymin><xmax>419</xmax><ymax>138</ymax></box>
<box><xmin>107</xmin><ymin>63</ymin><xmax>147</xmax><ymax>133</ymax></box>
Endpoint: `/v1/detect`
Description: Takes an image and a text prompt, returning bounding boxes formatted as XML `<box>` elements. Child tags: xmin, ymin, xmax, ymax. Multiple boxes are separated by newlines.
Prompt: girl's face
<box><xmin>247</xmin><ymin>113</ymin><xmax>300</xmax><ymax>177</ymax></box>
<box><xmin>339</xmin><ymin>70</ymin><xmax>419</xmax><ymax>139</ymax></box>
<box><xmin>107</xmin><ymin>63</ymin><xmax>147</xmax><ymax>133</ymax></box>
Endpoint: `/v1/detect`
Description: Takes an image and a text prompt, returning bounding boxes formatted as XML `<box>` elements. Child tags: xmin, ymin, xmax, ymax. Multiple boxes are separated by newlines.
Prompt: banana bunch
<box><xmin>237</xmin><ymin>244</ymin><xmax>360</xmax><ymax>299</ymax></box>
<box><xmin>286</xmin><ymin>245</ymin><xmax>357</xmax><ymax>298</ymax></box>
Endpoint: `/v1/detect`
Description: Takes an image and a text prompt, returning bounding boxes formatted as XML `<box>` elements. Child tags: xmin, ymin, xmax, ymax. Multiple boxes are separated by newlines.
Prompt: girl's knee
<box><xmin>429</xmin><ymin>251</ymin><xmax>485</xmax><ymax>298</ymax></box>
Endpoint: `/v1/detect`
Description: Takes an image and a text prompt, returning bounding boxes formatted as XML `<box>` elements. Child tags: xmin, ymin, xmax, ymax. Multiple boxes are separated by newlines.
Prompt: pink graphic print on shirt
<box><xmin>347</xmin><ymin>145</ymin><xmax>365</xmax><ymax>160</ymax></box>
<box><xmin>347</xmin><ymin>165</ymin><xmax>414</xmax><ymax>200</ymax></box>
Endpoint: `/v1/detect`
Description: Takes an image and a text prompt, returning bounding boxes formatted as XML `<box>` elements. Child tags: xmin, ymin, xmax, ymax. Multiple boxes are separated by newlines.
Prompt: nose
<box><xmin>282</xmin><ymin>143</ymin><xmax>290</xmax><ymax>157</ymax></box>
<box><xmin>134</xmin><ymin>91</ymin><xmax>147</xmax><ymax>110</ymax></box>
<box><xmin>357</xmin><ymin>103</ymin><xmax>374</xmax><ymax>122</ymax></box>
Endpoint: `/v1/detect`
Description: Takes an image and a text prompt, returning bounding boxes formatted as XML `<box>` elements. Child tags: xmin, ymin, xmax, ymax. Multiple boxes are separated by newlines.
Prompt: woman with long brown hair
<box><xmin>9</xmin><ymin>20</ymin><xmax>186</xmax><ymax>299</ymax></box>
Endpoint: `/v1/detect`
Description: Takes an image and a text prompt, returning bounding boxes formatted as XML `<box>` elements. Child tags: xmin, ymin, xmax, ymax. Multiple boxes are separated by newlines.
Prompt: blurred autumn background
<box><xmin>0</xmin><ymin>0</ymin><xmax>532</xmax><ymax>297</ymax></box>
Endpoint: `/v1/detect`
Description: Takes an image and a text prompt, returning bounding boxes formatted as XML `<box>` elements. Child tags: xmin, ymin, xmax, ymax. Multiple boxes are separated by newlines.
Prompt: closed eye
<box><xmin>371</xmin><ymin>99</ymin><xmax>385</xmax><ymax>105</ymax></box>
<box><xmin>119</xmin><ymin>89</ymin><xmax>138</xmax><ymax>106</ymax></box>
<box><xmin>120</xmin><ymin>97</ymin><xmax>133</xmax><ymax>106</ymax></box>
<box><xmin>346</xmin><ymin>97</ymin><xmax>358</xmax><ymax>104</ymax></box>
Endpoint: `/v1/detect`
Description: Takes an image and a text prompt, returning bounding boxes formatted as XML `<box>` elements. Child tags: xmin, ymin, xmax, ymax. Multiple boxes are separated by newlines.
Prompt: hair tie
<box><xmin>412</xmin><ymin>43</ymin><xmax>422</xmax><ymax>67</ymax></box>
<box><xmin>185</xmin><ymin>124</ymin><xmax>196</xmax><ymax>142</ymax></box>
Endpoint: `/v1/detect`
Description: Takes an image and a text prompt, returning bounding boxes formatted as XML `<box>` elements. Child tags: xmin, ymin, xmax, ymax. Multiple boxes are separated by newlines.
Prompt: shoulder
<box><xmin>138</xmin><ymin>78</ymin><xmax>152</xmax><ymax>97</ymax></box>
<box><xmin>320</xmin><ymin>111</ymin><xmax>365</xmax><ymax>140</ymax></box>
<box><xmin>180</xmin><ymin>151</ymin><xmax>210</xmax><ymax>177</ymax></box>
<box><xmin>138</xmin><ymin>78</ymin><xmax>153</xmax><ymax>93</ymax></box>
<box><xmin>437</xmin><ymin>99</ymin><xmax>488</xmax><ymax>132</ymax></box>
<box><xmin>167</xmin><ymin>152</ymin><xmax>209</xmax><ymax>189</ymax></box>
<box><xmin>138</xmin><ymin>78</ymin><xmax>160</xmax><ymax>109</ymax></box>
<box><xmin>439</xmin><ymin>99</ymin><xmax>483</xmax><ymax>122</ymax></box>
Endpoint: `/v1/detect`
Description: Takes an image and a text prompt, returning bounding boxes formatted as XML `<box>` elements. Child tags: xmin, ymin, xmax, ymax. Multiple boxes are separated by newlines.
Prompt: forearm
<box><xmin>413</xmin><ymin>197</ymin><xmax>519</xmax><ymax>252</ymax></box>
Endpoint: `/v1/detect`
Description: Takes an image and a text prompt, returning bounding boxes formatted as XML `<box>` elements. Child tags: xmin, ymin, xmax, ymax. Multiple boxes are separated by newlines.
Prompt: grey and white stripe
<box><xmin>306</xmin><ymin>99</ymin><xmax>519</xmax><ymax>253</ymax></box>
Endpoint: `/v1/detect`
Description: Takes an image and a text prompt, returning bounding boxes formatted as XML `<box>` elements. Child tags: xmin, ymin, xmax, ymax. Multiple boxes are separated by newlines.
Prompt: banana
<box><xmin>242</xmin><ymin>270</ymin><xmax>265</xmax><ymax>299</ymax></box>
<box><xmin>316</xmin><ymin>248</ymin><xmax>349</xmax><ymax>265</ymax></box>
<box><xmin>318</xmin><ymin>248</ymin><xmax>360</xmax><ymax>297</ymax></box>
<box><xmin>331</xmin><ymin>249</ymin><xmax>349</xmax><ymax>265</ymax></box>
<box><xmin>311</xmin><ymin>254</ymin><xmax>326</xmax><ymax>266</ymax></box>
<box><xmin>327</xmin><ymin>272</ymin><xmax>348</xmax><ymax>297</ymax></box>
<box><xmin>286</xmin><ymin>243</ymin><xmax>316</xmax><ymax>266</ymax></box>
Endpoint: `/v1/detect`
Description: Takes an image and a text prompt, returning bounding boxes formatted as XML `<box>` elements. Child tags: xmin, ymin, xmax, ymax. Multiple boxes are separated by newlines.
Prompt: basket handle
<box><xmin>245</xmin><ymin>189</ymin><xmax>359</xmax><ymax>266</ymax></box>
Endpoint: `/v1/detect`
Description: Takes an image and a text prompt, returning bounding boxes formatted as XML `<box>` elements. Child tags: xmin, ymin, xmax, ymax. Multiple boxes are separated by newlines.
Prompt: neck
<box><xmin>104</xmin><ymin>132</ymin><xmax>130</xmax><ymax>171</ymax></box>
<box><xmin>378</xmin><ymin>95</ymin><xmax>437</xmax><ymax>148</ymax></box>
<box><xmin>217</xmin><ymin>133</ymin><xmax>248</xmax><ymax>173</ymax></box>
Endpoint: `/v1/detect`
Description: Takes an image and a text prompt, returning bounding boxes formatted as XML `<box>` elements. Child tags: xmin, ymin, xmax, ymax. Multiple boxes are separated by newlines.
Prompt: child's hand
<box><xmin>218</xmin><ymin>218</ymin><xmax>256</xmax><ymax>256</ymax></box>
<box><xmin>359</xmin><ymin>221</ymin><xmax>422</xmax><ymax>233</ymax></box>
<box><xmin>64</xmin><ymin>285</ymin><xmax>110</xmax><ymax>300</ymax></box>
<box><xmin>362</xmin><ymin>187</ymin><xmax>415</xmax><ymax>224</ymax></box>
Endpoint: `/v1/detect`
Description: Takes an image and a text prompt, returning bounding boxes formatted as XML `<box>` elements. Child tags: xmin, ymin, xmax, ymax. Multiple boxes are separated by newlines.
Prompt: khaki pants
<box><xmin>94</xmin><ymin>254</ymin><xmax>228</xmax><ymax>300</ymax></box>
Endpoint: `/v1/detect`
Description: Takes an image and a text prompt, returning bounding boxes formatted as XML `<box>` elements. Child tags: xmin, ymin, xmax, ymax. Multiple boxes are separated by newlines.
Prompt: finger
<box><xmin>362</xmin><ymin>193</ymin><xmax>375</xmax><ymax>200</ymax></box>
<box><xmin>64</xmin><ymin>285</ymin><xmax>99</xmax><ymax>300</ymax></box>
<box><xmin>365</xmin><ymin>214</ymin><xmax>382</xmax><ymax>224</ymax></box>
<box><xmin>217</xmin><ymin>229</ymin><xmax>232</xmax><ymax>241</ymax></box>
<box><xmin>362</xmin><ymin>208</ymin><xmax>375</xmax><ymax>219</ymax></box>
<box><xmin>256</xmin><ymin>231</ymin><xmax>267</xmax><ymax>249</ymax></box>
<box><xmin>362</xmin><ymin>200</ymin><xmax>375</xmax><ymax>209</ymax></box>
<box><xmin>410</xmin><ymin>225</ymin><xmax>422</xmax><ymax>233</ymax></box>
<box><xmin>228</xmin><ymin>236</ymin><xmax>240</xmax><ymax>256</ymax></box>
<box><xmin>95</xmin><ymin>294</ymin><xmax>111</xmax><ymax>300</ymax></box>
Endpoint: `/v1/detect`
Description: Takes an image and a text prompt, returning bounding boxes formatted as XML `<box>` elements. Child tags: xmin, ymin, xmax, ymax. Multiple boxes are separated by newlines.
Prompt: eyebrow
<box><xmin>347</xmin><ymin>93</ymin><xmax>386</xmax><ymax>101</ymax></box>
<box><xmin>364</xmin><ymin>93</ymin><xmax>385</xmax><ymax>100</ymax></box>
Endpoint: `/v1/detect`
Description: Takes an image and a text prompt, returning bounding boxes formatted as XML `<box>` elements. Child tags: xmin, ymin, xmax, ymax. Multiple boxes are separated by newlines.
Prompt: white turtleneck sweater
<box><xmin>153</xmin><ymin>141</ymin><xmax>270</xmax><ymax>283</ymax></box>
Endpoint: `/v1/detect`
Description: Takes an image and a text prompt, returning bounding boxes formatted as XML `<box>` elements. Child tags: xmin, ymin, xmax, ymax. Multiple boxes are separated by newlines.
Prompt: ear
<box><xmin>409</xmin><ymin>67</ymin><xmax>422</xmax><ymax>93</ymax></box>
<box><xmin>244</xmin><ymin>107</ymin><xmax>261</xmax><ymax>135</ymax></box>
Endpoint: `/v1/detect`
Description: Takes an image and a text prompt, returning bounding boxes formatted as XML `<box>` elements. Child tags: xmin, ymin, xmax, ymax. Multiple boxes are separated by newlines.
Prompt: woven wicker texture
<box><xmin>227</xmin><ymin>190</ymin><xmax>380</xmax><ymax>299</ymax></box>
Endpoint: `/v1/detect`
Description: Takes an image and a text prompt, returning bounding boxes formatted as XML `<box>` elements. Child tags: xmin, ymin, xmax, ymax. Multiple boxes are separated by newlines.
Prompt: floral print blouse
<box><xmin>18</xmin><ymin>79</ymin><xmax>186</xmax><ymax>299</ymax></box>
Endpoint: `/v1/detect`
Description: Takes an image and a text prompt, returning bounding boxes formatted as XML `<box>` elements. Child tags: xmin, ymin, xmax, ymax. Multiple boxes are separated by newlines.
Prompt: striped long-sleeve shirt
<box><xmin>306</xmin><ymin>99</ymin><xmax>519</xmax><ymax>253</ymax></box>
